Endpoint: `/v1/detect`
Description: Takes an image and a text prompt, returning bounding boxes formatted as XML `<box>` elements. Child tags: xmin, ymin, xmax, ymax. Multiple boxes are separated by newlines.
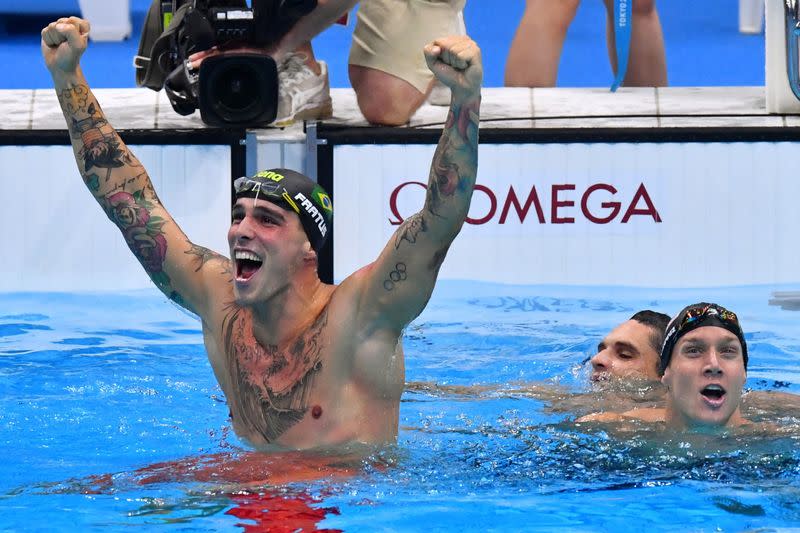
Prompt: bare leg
<box><xmin>294</xmin><ymin>41</ymin><xmax>321</xmax><ymax>76</ymax></box>
<box><xmin>603</xmin><ymin>0</ymin><xmax>668</xmax><ymax>86</ymax></box>
<box><xmin>349</xmin><ymin>65</ymin><xmax>431</xmax><ymax>126</ymax></box>
<box><xmin>504</xmin><ymin>0</ymin><xmax>582</xmax><ymax>87</ymax></box>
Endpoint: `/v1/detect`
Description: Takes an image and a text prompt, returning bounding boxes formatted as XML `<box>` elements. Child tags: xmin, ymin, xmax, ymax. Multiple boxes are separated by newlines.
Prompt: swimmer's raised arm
<box><xmin>350</xmin><ymin>35</ymin><xmax>482</xmax><ymax>333</ymax></box>
<box><xmin>41</xmin><ymin>17</ymin><xmax>231</xmax><ymax>317</ymax></box>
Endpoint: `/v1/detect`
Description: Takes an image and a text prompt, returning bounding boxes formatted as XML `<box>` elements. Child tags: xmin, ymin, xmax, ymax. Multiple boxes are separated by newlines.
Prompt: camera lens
<box><xmin>198</xmin><ymin>54</ymin><xmax>279</xmax><ymax>126</ymax></box>
<box><xmin>216</xmin><ymin>65</ymin><xmax>259</xmax><ymax>112</ymax></box>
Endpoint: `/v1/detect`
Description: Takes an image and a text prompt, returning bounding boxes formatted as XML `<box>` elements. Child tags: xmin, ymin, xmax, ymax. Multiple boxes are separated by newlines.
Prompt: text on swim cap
<box><xmin>254</xmin><ymin>170</ymin><xmax>285</xmax><ymax>182</ymax></box>
<box><xmin>294</xmin><ymin>192</ymin><xmax>327</xmax><ymax>237</ymax></box>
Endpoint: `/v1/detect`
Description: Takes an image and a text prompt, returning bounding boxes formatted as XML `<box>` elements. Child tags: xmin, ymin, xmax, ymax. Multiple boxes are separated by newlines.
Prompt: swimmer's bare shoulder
<box><xmin>743</xmin><ymin>389</ymin><xmax>800</xmax><ymax>413</ymax></box>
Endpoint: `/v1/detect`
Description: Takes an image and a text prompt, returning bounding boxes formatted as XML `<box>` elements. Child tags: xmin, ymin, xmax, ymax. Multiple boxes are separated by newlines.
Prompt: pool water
<box><xmin>2</xmin><ymin>282</ymin><xmax>800</xmax><ymax>531</ymax></box>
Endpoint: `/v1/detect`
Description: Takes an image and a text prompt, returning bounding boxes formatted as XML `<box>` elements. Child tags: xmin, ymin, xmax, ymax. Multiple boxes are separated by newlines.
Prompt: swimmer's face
<box><xmin>228</xmin><ymin>197</ymin><xmax>313</xmax><ymax>306</ymax></box>
<box><xmin>662</xmin><ymin>326</ymin><xmax>746</xmax><ymax>429</ymax></box>
<box><xmin>590</xmin><ymin>320</ymin><xmax>661</xmax><ymax>383</ymax></box>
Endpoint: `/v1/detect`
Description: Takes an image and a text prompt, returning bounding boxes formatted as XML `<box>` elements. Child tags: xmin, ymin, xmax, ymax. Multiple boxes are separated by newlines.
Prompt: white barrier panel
<box><xmin>766</xmin><ymin>0</ymin><xmax>800</xmax><ymax>112</ymax></box>
<box><xmin>333</xmin><ymin>142</ymin><xmax>800</xmax><ymax>288</ymax></box>
<box><xmin>0</xmin><ymin>145</ymin><xmax>231</xmax><ymax>292</ymax></box>
<box><xmin>740</xmin><ymin>0</ymin><xmax>764</xmax><ymax>34</ymax></box>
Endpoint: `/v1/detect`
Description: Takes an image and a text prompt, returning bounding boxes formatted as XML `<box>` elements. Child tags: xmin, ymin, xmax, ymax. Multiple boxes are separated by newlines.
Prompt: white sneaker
<box><xmin>273</xmin><ymin>53</ymin><xmax>333</xmax><ymax>126</ymax></box>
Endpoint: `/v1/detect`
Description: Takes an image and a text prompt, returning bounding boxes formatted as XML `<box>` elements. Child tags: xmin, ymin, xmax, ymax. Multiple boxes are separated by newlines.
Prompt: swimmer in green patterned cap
<box><xmin>232</xmin><ymin>169</ymin><xmax>333</xmax><ymax>254</ymax></box>
<box><xmin>44</xmin><ymin>16</ymin><xmax>483</xmax><ymax>451</ymax></box>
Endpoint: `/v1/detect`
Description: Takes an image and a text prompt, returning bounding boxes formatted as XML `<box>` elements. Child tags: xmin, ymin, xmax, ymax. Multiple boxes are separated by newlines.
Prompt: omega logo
<box><xmin>388</xmin><ymin>181</ymin><xmax>662</xmax><ymax>226</ymax></box>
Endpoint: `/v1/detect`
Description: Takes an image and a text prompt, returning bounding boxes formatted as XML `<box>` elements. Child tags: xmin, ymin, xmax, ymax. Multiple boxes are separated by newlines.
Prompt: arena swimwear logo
<box><xmin>388</xmin><ymin>182</ymin><xmax>662</xmax><ymax>225</ymax></box>
<box><xmin>294</xmin><ymin>192</ymin><xmax>328</xmax><ymax>237</ymax></box>
<box><xmin>254</xmin><ymin>170</ymin><xmax>285</xmax><ymax>182</ymax></box>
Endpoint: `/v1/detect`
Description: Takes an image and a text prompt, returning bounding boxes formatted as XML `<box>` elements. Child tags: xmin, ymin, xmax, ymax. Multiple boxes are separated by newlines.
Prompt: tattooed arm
<box><xmin>355</xmin><ymin>36</ymin><xmax>483</xmax><ymax>332</ymax></box>
<box><xmin>41</xmin><ymin>17</ymin><xmax>231</xmax><ymax>316</ymax></box>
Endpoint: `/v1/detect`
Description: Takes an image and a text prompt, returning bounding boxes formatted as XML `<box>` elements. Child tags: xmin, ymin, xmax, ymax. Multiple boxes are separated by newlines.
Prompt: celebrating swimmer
<box><xmin>42</xmin><ymin>16</ymin><xmax>483</xmax><ymax>450</ymax></box>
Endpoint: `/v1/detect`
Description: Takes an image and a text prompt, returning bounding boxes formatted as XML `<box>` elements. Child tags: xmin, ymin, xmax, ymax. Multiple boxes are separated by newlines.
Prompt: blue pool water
<box><xmin>2</xmin><ymin>282</ymin><xmax>800</xmax><ymax>531</ymax></box>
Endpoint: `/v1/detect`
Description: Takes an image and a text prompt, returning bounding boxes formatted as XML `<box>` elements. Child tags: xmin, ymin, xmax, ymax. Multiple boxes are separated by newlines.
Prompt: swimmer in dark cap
<box><xmin>43</xmin><ymin>16</ymin><xmax>483</xmax><ymax>450</ymax></box>
<box><xmin>589</xmin><ymin>310</ymin><xmax>670</xmax><ymax>384</ymax></box>
<box><xmin>580</xmin><ymin>302</ymin><xmax>750</xmax><ymax>429</ymax></box>
<box><xmin>407</xmin><ymin>309</ymin><xmax>672</xmax><ymax>414</ymax></box>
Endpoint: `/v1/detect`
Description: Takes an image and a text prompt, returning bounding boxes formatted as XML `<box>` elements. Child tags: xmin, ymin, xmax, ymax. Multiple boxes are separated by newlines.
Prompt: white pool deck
<box><xmin>1</xmin><ymin>86</ymin><xmax>798</xmax><ymax>134</ymax></box>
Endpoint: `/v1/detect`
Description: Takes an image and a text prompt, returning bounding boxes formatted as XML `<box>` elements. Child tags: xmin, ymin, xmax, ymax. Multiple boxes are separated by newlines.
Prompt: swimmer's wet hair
<box><xmin>630</xmin><ymin>310</ymin><xmax>671</xmax><ymax>355</ymax></box>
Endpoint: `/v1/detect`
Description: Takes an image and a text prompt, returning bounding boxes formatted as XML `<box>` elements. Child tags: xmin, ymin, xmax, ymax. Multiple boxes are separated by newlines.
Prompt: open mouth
<box><xmin>234</xmin><ymin>250</ymin><xmax>263</xmax><ymax>282</ymax></box>
<box><xmin>700</xmin><ymin>384</ymin><xmax>726</xmax><ymax>405</ymax></box>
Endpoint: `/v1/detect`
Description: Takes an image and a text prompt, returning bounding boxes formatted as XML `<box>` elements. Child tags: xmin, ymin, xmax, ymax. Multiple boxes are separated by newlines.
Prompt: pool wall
<box><xmin>325</xmin><ymin>130</ymin><xmax>800</xmax><ymax>288</ymax></box>
<box><xmin>0</xmin><ymin>142</ymin><xmax>234</xmax><ymax>291</ymax></box>
<box><xmin>4</xmin><ymin>87</ymin><xmax>800</xmax><ymax>291</ymax></box>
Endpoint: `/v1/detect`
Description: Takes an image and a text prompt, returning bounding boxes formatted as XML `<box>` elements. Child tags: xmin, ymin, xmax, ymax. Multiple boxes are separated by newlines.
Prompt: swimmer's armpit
<box><xmin>185</xmin><ymin>243</ymin><xmax>233</xmax><ymax>279</ymax></box>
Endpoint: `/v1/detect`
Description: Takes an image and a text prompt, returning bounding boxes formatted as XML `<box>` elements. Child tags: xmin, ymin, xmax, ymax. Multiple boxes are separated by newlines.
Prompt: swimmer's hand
<box><xmin>41</xmin><ymin>17</ymin><xmax>90</xmax><ymax>78</ymax></box>
<box><xmin>424</xmin><ymin>35</ymin><xmax>483</xmax><ymax>99</ymax></box>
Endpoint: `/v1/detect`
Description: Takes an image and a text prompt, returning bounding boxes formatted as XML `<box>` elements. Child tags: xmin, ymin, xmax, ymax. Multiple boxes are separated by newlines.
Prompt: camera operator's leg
<box><xmin>602</xmin><ymin>0</ymin><xmax>667</xmax><ymax>86</ymax></box>
<box><xmin>274</xmin><ymin>41</ymin><xmax>332</xmax><ymax>126</ymax></box>
<box><xmin>349</xmin><ymin>66</ymin><xmax>429</xmax><ymax>126</ymax></box>
<box><xmin>504</xmin><ymin>0</ymin><xmax>581</xmax><ymax>87</ymax></box>
<box><xmin>348</xmin><ymin>0</ymin><xmax>465</xmax><ymax>125</ymax></box>
<box><xmin>294</xmin><ymin>42</ymin><xmax>323</xmax><ymax>75</ymax></box>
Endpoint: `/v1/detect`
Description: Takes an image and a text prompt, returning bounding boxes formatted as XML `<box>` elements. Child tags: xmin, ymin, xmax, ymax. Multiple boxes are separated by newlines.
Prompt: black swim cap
<box><xmin>659</xmin><ymin>302</ymin><xmax>748</xmax><ymax>374</ymax></box>
<box><xmin>233</xmin><ymin>169</ymin><xmax>333</xmax><ymax>252</ymax></box>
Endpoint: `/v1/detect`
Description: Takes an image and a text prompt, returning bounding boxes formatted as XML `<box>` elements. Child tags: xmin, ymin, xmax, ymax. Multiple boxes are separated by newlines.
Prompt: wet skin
<box><xmin>591</xmin><ymin>319</ymin><xmax>661</xmax><ymax>383</ymax></box>
<box><xmin>662</xmin><ymin>325</ymin><xmax>747</xmax><ymax>429</ymax></box>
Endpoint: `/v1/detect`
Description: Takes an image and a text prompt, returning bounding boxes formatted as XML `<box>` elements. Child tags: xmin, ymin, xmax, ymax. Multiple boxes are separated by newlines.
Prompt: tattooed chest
<box><xmin>222</xmin><ymin>308</ymin><xmax>329</xmax><ymax>443</ymax></box>
<box><xmin>233</xmin><ymin>339</ymin><xmax>322</xmax><ymax>399</ymax></box>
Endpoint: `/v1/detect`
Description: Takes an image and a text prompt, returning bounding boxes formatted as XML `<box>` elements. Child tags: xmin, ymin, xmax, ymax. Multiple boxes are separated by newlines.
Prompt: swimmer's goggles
<box><xmin>680</xmin><ymin>304</ymin><xmax>739</xmax><ymax>330</ymax></box>
<box><xmin>660</xmin><ymin>302</ymin><xmax>748</xmax><ymax>373</ymax></box>
<box><xmin>233</xmin><ymin>176</ymin><xmax>298</xmax><ymax>212</ymax></box>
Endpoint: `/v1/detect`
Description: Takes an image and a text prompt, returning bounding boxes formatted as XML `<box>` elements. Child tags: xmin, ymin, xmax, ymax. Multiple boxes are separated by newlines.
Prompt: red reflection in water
<box><xmin>74</xmin><ymin>450</ymin><xmax>363</xmax><ymax>531</ymax></box>
<box><xmin>226</xmin><ymin>490</ymin><xmax>342</xmax><ymax>533</ymax></box>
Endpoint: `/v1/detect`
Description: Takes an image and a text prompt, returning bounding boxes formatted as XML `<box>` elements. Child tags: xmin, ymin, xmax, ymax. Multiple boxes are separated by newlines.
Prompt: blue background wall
<box><xmin>0</xmin><ymin>0</ymin><xmax>765</xmax><ymax>90</ymax></box>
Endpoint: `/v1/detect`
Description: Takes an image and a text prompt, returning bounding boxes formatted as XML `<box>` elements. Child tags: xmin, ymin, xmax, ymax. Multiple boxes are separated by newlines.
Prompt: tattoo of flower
<box><xmin>433</xmin><ymin>152</ymin><xmax>460</xmax><ymax>197</ymax></box>
<box><xmin>105</xmin><ymin>190</ymin><xmax>177</xmax><ymax>300</ymax></box>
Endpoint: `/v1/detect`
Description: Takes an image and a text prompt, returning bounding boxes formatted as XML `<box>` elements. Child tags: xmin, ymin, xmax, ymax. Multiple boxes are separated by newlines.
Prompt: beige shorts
<box><xmin>349</xmin><ymin>0</ymin><xmax>466</xmax><ymax>93</ymax></box>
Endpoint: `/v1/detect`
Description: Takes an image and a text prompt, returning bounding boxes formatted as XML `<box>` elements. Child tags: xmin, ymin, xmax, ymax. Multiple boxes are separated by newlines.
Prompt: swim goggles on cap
<box><xmin>678</xmin><ymin>304</ymin><xmax>739</xmax><ymax>331</ymax></box>
<box><xmin>660</xmin><ymin>302</ymin><xmax>748</xmax><ymax>373</ymax></box>
<box><xmin>232</xmin><ymin>176</ymin><xmax>300</xmax><ymax>214</ymax></box>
